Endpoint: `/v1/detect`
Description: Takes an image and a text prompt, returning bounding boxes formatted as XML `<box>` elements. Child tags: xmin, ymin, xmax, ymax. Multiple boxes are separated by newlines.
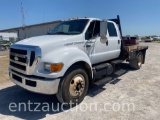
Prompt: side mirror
<box><xmin>100</xmin><ymin>20</ymin><xmax>108</xmax><ymax>43</ymax></box>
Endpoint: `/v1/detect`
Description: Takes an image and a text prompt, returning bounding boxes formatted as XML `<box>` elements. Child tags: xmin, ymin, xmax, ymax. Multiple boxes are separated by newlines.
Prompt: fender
<box><xmin>34</xmin><ymin>46</ymin><xmax>92</xmax><ymax>79</ymax></box>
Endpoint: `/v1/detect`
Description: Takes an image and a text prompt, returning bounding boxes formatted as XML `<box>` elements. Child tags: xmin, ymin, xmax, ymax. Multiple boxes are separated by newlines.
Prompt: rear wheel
<box><xmin>56</xmin><ymin>66</ymin><xmax>89</xmax><ymax>106</ymax></box>
<box><xmin>129</xmin><ymin>52</ymin><xmax>143</xmax><ymax>70</ymax></box>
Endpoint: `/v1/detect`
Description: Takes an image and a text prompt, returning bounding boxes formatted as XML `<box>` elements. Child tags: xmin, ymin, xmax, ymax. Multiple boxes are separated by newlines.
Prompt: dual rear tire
<box><xmin>129</xmin><ymin>52</ymin><xmax>143</xmax><ymax>70</ymax></box>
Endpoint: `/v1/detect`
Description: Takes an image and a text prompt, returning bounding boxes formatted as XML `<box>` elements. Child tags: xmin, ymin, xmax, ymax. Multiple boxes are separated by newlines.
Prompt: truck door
<box><xmin>85</xmin><ymin>20</ymin><xmax>121</xmax><ymax>64</ymax></box>
<box><xmin>106</xmin><ymin>21</ymin><xmax>121</xmax><ymax>60</ymax></box>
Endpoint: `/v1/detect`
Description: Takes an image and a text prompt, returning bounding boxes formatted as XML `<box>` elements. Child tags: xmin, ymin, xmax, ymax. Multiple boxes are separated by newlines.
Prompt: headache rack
<box><xmin>109</xmin><ymin>15</ymin><xmax>123</xmax><ymax>38</ymax></box>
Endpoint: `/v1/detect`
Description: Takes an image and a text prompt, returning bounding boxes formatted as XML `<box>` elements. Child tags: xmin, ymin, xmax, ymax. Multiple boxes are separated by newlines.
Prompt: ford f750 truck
<box><xmin>9</xmin><ymin>15</ymin><xmax>148</xmax><ymax>105</ymax></box>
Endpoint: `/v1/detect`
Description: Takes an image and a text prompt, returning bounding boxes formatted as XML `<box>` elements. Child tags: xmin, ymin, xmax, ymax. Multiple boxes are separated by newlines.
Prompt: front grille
<box><xmin>9</xmin><ymin>46</ymin><xmax>41</xmax><ymax>75</ymax></box>
<box><xmin>10</xmin><ymin>55</ymin><xmax>27</xmax><ymax>63</ymax></box>
<box><xmin>10</xmin><ymin>48</ymin><xmax>27</xmax><ymax>55</ymax></box>
<box><xmin>10</xmin><ymin>61</ymin><xmax>26</xmax><ymax>71</ymax></box>
<box><xmin>10</xmin><ymin>48</ymin><xmax>28</xmax><ymax>73</ymax></box>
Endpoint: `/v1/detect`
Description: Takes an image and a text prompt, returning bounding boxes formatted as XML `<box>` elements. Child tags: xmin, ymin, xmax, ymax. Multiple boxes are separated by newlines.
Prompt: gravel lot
<box><xmin>0</xmin><ymin>43</ymin><xmax>160</xmax><ymax>120</ymax></box>
<box><xmin>0</xmin><ymin>50</ymin><xmax>9</xmax><ymax>84</ymax></box>
<box><xmin>0</xmin><ymin>50</ymin><xmax>9</xmax><ymax>56</ymax></box>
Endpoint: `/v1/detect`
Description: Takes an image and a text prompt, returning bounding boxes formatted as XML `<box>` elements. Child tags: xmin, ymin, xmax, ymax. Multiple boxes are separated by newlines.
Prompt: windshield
<box><xmin>48</xmin><ymin>19</ymin><xmax>89</xmax><ymax>35</ymax></box>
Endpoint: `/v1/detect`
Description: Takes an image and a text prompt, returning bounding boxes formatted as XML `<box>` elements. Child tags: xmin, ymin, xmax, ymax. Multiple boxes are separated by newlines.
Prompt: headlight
<box><xmin>44</xmin><ymin>63</ymin><xmax>63</xmax><ymax>72</ymax></box>
<box><xmin>44</xmin><ymin>63</ymin><xmax>50</xmax><ymax>71</ymax></box>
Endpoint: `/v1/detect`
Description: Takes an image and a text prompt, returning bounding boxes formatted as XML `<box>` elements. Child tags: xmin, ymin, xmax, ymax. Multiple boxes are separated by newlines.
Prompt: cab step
<box><xmin>111</xmin><ymin>59</ymin><xmax>124</xmax><ymax>71</ymax></box>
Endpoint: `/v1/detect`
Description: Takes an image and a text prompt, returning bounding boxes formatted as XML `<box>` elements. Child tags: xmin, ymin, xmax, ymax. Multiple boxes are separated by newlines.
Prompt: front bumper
<box><xmin>9</xmin><ymin>69</ymin><xmax>60</xmax><ymax>95</ymax></box>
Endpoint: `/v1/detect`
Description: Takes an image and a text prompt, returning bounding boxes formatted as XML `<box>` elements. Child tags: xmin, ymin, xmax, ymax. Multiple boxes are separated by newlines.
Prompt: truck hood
<box><xmin>16</xmin><ymin>35</ymin><xmax>80</xmax><ymax>47</ymax></box>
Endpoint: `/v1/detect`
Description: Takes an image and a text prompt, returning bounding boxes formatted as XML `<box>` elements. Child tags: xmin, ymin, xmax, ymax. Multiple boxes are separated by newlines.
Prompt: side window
<box><xmin>63</xmin><ymin>25</ymin><xmax>69</xmax><ymax>32</ymax></box>
<box><xmin>94</xmin><ymin>21</ymin><xmax>100</xmax><ymax>37</ymax></box>
<box><xmin>108</xmin><ymin>22</ymin><xmax>117</xmax><ymax>37</ymax></box>
<box><xmin>85</xmin><ymin>21</ymin><xmax>100</xmax><ymax>40</ymax></box>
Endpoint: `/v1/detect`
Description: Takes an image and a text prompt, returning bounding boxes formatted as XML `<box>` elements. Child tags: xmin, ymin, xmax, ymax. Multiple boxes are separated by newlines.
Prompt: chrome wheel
<box><xmin>69</xmin><ymin>74</ymin><xmax>85</xmax><ymax>97</ymax></box>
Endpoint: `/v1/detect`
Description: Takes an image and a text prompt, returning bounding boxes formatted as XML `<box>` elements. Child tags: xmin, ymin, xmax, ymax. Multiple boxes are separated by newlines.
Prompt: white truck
<box><xmin>9</xmin><ymin>15</ymin><xmax>148</xmax><ymax>106</ymax></box>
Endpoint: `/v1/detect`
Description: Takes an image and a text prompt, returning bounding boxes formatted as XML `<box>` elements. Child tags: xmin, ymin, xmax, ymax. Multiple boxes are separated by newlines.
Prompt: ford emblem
<box><xmin>14</xmin><ymin>56</ymin><xmax>19</xmax><ymax>61</ymax></box>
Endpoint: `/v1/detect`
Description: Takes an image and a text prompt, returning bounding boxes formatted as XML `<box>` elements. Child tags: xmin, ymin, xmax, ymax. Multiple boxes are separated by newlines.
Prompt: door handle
<box><xmin>118</xmin><ymin>40</ymin><xmax>120</xmax><ymax>44</ymax></box>
<box><xmin>86</xmin><ymin>45</ymin><xmax>91</xmax><ymax>47</ymax></box>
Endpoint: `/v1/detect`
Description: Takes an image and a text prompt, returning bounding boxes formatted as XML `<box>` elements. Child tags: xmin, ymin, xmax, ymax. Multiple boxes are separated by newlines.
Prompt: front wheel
<box><xmin>56</xmin><ymin>66</ymin><xmax>89</xmax><ymax>106</ymax></box>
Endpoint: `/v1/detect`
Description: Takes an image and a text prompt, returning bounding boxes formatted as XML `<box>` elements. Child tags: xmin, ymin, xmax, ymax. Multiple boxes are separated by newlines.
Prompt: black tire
<box><xmin>129</xmin><ymin>52</ymin><xmax>143</xmax><ymax>70</ymax></box>
<box><xmin>56</xmin><ymin>66</ymin><xmax>89</xmax><ymax>106</ymax></box>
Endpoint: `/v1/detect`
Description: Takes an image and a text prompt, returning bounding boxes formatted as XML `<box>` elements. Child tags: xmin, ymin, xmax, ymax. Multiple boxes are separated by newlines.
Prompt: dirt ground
<box><xmin>0</xmin><ymin>43</ymin><xmax>160</xmax><ymax>120</ymax></box>
<box><xmin>0</xmin><ymin>50</ymin><xmax>9</xmax><ymax>84</ymax></box>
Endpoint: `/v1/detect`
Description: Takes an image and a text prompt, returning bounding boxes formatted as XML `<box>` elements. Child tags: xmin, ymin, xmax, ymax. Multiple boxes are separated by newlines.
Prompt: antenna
<box><xmin>21</xmin><ymin>2</ymin><xmax>26</xmax><ymax>39</ymax></box>
<box><xmin>21</xmin><ymin>2</ymin><xmax>26</xmax><ymax>28</ymax></box>
<box><xmin>43</xmin><ymin>11</ymin><xmax>45</xmax><ymax>34</ymax></box>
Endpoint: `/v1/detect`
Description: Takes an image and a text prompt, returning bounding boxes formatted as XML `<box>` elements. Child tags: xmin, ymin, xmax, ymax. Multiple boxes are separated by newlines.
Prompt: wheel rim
<box><xmin>138</xmin><ymin>54</ymin><xmax>142</xmax><ymax>67</ymax></box>
<box><xmin>69</xmin><ymin>74</ymin><xmax>85</xmax><ymax>97</ymax></box>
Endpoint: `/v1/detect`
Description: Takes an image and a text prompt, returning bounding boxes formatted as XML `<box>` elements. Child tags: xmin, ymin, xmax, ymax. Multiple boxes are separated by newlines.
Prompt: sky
<box><xmin>0</xmin><ymin>0</ymin><xmax>159</xmax><ymax>36</ymax></box>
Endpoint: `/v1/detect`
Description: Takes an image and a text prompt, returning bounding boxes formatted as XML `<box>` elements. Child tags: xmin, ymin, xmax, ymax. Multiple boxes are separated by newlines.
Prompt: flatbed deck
<box><xmin>123</xmin><ymin>45</ymin><xmax>148</xmax><ymax>52</ymax></box>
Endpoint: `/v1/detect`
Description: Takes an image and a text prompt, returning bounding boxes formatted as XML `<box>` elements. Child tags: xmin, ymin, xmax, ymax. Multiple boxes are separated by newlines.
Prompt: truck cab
<box><xmin>9</xmin><ymin>16</ymin><xmax>148</xmax><ymax>106</ymax></box>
